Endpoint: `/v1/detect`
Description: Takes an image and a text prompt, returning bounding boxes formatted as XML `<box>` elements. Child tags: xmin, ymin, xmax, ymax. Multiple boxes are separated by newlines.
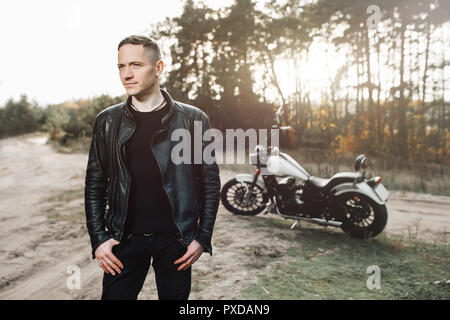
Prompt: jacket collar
<box><xmin>123</xmin><ymin>89</ymin><xmax>176</xmax><ymax>128</ymax></box>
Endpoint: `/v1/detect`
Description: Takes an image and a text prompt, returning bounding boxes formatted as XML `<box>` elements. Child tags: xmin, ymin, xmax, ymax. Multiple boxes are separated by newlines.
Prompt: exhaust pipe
<box><xmin>271</xmin><ymin>198</ymin><xmax>343</xmax><ymax>227</ymax></box>
<box><xmin>310</xmin><ymin>218</ymin><xmax>342</xmax><ymax>227</ymax></box>
<box><xmin>278</xmin><ymin>213</ymin><xmax>343</xmax><ymax>227</ymax></box>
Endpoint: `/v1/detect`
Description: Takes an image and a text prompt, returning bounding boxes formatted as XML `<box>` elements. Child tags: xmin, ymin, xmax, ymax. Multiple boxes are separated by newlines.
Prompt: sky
<box><xmin>0</xmin><ymin>0</ymin><xmax>231</xmax><ymax>106</ymax></box>
<box><xmin>1</xmin><ymin>1</ymin><xmax>448</xmax><ymax>107</ymax></box>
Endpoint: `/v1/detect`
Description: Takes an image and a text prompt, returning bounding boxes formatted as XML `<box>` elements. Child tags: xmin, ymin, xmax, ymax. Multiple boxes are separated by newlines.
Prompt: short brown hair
<box><xmin>118</xmin><ymin>35</ymin><xmax>161</xmax><ymax>64</ymax></box>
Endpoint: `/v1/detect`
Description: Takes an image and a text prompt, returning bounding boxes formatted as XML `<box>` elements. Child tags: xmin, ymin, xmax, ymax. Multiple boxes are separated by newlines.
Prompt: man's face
<box><xmin>117</xmin><ymin>44</ymin><xmax>162</xmax><ymax>97</ymax></box>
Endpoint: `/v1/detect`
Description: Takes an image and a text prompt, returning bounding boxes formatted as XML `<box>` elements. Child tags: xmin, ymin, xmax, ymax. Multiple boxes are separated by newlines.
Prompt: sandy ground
<box><xmin>0</xmin><ymin>133</ymin><xmax>448</xmax><ymax>300</ymax></box>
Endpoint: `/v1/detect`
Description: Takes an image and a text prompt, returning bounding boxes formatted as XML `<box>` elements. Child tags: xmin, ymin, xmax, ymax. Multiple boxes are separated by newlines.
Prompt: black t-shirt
<box><xmin>123</xmin><ymin>101</ymin><xmax>176</xmax><ymax>234</ymax></box>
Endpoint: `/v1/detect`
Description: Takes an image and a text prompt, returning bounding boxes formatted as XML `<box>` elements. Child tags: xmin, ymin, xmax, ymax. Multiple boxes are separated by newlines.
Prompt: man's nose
<box><xmin>124</xmin><ymin>68</ymin><xmax>134</xmax><ymax>79</ymax></box>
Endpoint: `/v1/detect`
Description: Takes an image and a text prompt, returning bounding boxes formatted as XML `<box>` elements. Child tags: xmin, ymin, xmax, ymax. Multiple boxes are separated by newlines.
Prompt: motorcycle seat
<box><xmin>307</xmin><ymin>172</ymin><xmax>359</xmax><ymax>190</ymax></box>
<box><xmin>308</xmin><ymin>176</ymin><xmax>330</xmax><ymax>188</ymax></box>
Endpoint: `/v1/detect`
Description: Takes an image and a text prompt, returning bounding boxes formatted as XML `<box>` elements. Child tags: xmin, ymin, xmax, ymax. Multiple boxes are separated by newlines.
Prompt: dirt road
<box><xmin>0</xmin><ymin>133</ymin><xmax>448</xmax><ymax>299</ymax></box>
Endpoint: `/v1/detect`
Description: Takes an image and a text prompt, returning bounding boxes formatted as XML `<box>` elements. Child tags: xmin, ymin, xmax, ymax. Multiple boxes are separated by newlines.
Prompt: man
<box><xmin>84</xmin><ymin>35</ymin><xmax>221</xmax><ymax>300</ymax></box>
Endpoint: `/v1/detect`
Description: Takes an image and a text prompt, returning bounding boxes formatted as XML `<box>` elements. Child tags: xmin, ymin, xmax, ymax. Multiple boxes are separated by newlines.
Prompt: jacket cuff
<box><xmin>90</xmin><ymin>231</ymin><xmax>113</xmax><ymax>259</ymax></box>
<box><xmin>194</xmin><ymin>233</ymin><xmax>213</xmax><ymax>256</ymax></box>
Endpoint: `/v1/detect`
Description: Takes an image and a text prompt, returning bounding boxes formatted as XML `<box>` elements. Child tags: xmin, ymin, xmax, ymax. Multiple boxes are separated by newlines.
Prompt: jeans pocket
<box><xmin>112</xmin><ymin>241</ymin><xmax>124</xmax><ymax>256</ymax></box>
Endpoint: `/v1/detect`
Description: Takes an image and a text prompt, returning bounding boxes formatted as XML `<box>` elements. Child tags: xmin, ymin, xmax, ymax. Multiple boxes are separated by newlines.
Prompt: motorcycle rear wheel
<box><xmin>337</xmin><ymin>192</ymin><xmax>388</xmax><ymax>238</ymax></box>
<box><xmin>221</xmin><ymin>178</ymin><xmax>268</xmax><ymax>216</ymax></box>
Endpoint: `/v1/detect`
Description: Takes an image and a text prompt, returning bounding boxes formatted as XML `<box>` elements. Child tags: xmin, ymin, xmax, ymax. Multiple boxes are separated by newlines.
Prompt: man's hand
<box><xmin>95</xmin><ymin>238</ymin><xmax>123</xmax><ymax>276</ymax></box>
<box><xmin>174</xmin><ymin>240</ymin><xmax>204</xmax><ymax>271</ymax></box>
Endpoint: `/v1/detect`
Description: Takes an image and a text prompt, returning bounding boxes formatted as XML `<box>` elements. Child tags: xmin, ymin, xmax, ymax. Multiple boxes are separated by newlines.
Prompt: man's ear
<box><xmin>155</xmin><ymin>60</ymin><xmax>164</xmax><ymax>77</ymax></box>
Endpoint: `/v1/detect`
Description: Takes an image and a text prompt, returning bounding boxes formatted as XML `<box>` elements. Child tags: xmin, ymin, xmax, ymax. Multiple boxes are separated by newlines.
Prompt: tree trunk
<box><xmin>398</xmin><ymin>24</ymin><xmax>408</xmax><ymax>158</ymax></box>
<box><xmin>364</xmin><ymin>26</ymin><xmax>374</xmax><ymax>149</ymax></box>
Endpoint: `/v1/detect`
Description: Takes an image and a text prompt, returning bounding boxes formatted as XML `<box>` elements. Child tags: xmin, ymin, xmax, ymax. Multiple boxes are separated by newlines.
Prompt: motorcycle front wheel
<box><xmin>221</xmin><ymin>178</ymin><xmax>268</xmax><ymax>216</ymax></box>
<box><xmin>336</xmin><ymin>192</ymin><xmax>388</xmax><ymax>238</ymax></box>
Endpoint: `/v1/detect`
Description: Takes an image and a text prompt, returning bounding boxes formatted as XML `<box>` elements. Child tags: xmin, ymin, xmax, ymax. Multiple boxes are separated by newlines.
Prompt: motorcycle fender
<box><xmin>235</xmin><ymin>174</ymin><xmax>267</xmax><ymax>192</ymax></box>
<box><xmin>331</xmin><ymin>181</ymin><xmax>387</xmax><ymax>205</ymax></box>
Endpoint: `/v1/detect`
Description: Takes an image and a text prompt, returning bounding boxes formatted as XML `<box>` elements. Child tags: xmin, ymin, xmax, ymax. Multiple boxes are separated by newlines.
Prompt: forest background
<box><xmin>1</xmin><ymin>0</ymin><xmax>449</xmax><ymax>194</ymax></box>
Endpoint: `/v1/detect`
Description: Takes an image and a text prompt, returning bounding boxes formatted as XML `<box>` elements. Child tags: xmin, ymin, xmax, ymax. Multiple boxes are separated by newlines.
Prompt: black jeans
<box><xmin>101</xmin><ymin>232</ymin><xmax>191</xmax><ymax>300</ymax></box>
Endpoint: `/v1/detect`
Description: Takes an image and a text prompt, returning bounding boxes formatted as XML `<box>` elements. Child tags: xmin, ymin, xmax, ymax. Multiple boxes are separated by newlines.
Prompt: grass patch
<box><xmin>43</xmin><ymin>188</ymin><xmax>85</xmax><ymax>224</ymax></box>
<box><xmin>47</xmin><ymin>135</ymin><xmax>91</xmax><ymax>154</ymax></box>
<box><xmin>242</xmin><ymin>216</ymin><xmax>449</xmax><ymax>300</ymax></box>
<box><xmin>218</xmin><ymin>147</ymin><xmax>450</xmax><ymax>196</ymax></box>
<box><xmin>46</xmin><ymin>208</ymin><xmax>85</xmax><ymax>224</ymax></box>
<box><xmin>44</xmin><ymin>188</ymin><xmax>84</xmax><ymax>203</ymax></box>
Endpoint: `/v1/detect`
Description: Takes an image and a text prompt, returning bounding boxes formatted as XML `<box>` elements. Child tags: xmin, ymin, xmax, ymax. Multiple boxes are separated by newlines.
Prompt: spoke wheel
<box><xmin>221</xmin><ymin>178</ymin><xmax>268</xmax><ymax>216</ymax></box>
<box><xmin>337</xmin><ymin>192</ymin><xmax>388</xmax><ymax>238</ymax></box>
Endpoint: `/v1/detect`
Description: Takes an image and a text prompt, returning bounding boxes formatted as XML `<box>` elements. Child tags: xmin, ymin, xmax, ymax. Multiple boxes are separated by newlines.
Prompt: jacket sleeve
<box><xmin>194</xmin><ymin>114</ymin><xmax>221</xmax><ymax>255</ymax></box>
<box><xmin>84</xmin><ymin>114</ymin><xmax>113</xmax><ymax>259</ymax></box>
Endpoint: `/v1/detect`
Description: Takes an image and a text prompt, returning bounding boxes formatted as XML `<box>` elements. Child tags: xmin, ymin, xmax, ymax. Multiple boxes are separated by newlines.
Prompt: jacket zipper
<box><xmin>109</xmin><ymin>114</ymin><xmax>120</xmax><ymax>239</ymax></box>
<box><xmin>117</xmin><ymin>116</ymin><xmax>135</xmax><ymax>241</ymax></box>
<box><xmin>151</xmin><ymin>129</ymin><xmax>186</xmax><ymax>247</ymax></box>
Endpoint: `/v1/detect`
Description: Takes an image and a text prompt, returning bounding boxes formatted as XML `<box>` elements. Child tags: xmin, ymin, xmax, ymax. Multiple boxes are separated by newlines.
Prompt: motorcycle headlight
<box><xmin>268</xmin><ymin>146</ymin><xmax>279</xmax><ymax>156</ymax></box>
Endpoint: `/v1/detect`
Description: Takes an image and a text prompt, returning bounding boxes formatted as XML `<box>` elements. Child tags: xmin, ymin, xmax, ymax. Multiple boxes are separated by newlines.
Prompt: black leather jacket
<box><xmin>84</xmin><ymin>89</ymin><xmax>221</xmax><ymax>259</ymax></box>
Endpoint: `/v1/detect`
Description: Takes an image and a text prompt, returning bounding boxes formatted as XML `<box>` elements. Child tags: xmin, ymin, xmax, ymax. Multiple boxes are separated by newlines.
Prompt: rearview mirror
<box><xmin>275</xmin><ymin>106</ymin><xmax>283</xmax><ymax>124</ymax></box>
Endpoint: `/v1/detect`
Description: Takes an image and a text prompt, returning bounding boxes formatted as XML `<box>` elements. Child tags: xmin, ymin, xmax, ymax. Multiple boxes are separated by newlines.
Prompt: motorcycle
<box><xmin>220</xmin><ymin>106</ymin><xmax>389</xmax><ymax>238</ymax></box>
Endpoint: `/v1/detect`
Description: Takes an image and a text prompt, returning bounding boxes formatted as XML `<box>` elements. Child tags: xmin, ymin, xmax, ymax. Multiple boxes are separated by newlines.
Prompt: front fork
<box><xmin>242</xmin><ymin>171</ymin><xmax>260</xmax><ymax>206</ymax></box>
